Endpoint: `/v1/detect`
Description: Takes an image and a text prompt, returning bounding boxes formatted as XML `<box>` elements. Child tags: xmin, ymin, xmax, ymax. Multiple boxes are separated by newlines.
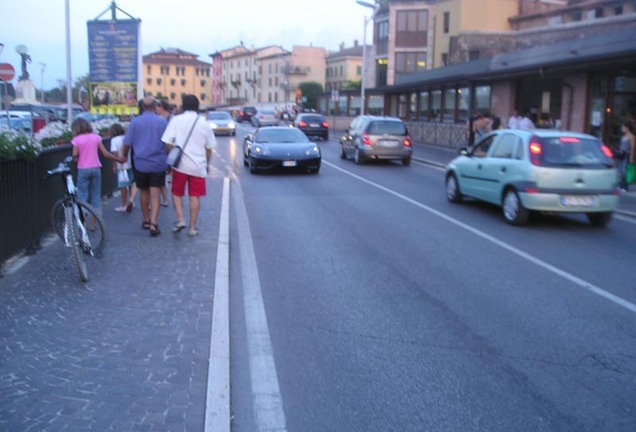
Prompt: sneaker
<box><xmin>114</xmin><ymin>206</ymin><xmax>127</xmax><ymax>212</ymax></box>
<box><xmin>172</xmin><ymin>221</ymin><xmax>187</xmax><ymax>233</ymax></box>
<box><xmin>188</xmin><ymin>228</ymin><xmax>199</xmax><ymax>237</ymax></box>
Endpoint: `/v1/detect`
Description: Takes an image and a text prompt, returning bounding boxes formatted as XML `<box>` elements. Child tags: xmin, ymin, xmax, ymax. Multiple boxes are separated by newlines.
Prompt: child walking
<box><xmin>71</xmin><ymin>118</ymin><xmax>124</xmax><ymax>223</ymax></box>
<box><xmin>109</xmin><ymin>123</ymin><xmax>137</xmax><ymax>211</ymax></box>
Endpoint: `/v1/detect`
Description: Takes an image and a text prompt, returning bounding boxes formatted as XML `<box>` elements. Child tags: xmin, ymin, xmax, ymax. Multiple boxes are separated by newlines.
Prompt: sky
<box><xmin>1</xmin><ymin>0</ymin><xmax>371</xmax><ymax>90</ymax></box>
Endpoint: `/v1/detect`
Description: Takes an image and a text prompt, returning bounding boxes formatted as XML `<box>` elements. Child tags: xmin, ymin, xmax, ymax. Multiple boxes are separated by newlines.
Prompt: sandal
<box><xmin>172</xmin><ymin>221</ymin><xmax>187</xmax><ymax>233</ymax></box>
<box><xmin>149</xmin><ymin>224</ymin><xmax>161</xmax><ymax>237</ymax></box>
<box><xmin>142</xmin><ymin>221</ymin><xmax>151</xmax><ymax>230</ymax></box>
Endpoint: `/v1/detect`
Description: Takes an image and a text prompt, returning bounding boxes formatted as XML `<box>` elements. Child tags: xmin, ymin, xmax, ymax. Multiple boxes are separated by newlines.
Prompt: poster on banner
<box><xmin>87</xmin><ymin>18</ymin><xmax>141</xmax><ymax>115</ymax></box>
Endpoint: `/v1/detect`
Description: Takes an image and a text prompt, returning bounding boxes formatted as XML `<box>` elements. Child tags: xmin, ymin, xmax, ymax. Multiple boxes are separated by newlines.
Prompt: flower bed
<box><xmin>0</xmin><ymin>118</ymin><xmax>123</xmax><ymax>161</ymax></box>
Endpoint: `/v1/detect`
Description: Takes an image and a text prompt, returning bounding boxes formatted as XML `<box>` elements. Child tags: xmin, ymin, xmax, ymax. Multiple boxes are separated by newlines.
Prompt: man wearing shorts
<box><xmin>122</xmin><ymin>96</ymin><xmax>168</xmax><ymax>236</ymax></box>
<box><xmin>161</xmin><ymin>94</ymin><xmax>216</xmax><ymax>236</ymax></box>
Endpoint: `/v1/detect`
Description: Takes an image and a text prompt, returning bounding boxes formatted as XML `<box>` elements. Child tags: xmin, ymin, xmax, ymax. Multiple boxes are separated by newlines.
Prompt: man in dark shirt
<box><xmin>122</xmin><ymin>97</ymin><xmax>168</xmax><ymax>236</ymax></box>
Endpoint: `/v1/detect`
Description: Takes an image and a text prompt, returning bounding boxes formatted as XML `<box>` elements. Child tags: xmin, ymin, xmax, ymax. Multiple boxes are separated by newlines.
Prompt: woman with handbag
<box><xmin>618</xmin><ymin>120</ymin><xmax>636</xmax><ymax>191</ymax></box>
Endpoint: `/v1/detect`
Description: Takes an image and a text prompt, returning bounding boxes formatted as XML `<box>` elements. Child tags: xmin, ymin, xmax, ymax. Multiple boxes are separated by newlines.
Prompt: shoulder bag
<box><xmin>166</xmin><ymin>116</ymin><xmax>199</xmax><ymax>168</ymax></box>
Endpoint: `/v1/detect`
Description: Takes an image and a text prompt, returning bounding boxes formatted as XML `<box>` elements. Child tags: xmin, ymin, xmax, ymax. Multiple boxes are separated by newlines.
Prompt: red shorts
<box><xmin>171</xmin><ymin>170</ymin><xmax>206</xmax><ymax>197</ymax></box>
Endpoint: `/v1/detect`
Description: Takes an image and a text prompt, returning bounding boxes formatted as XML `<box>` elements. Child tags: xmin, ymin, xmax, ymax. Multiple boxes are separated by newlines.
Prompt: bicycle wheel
<box><xmin>52</xmin><ymin>199</ymin><xmax>107</xmax><ymax>253</ymax></box>
<box><xmin>65</xmin><ymin>206</ymin><xmax>88</xmax><ymax>282</ymax></box>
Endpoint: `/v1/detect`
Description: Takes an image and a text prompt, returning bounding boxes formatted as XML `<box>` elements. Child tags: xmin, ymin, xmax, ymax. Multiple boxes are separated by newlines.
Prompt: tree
<box><xmin>297</xmin><ymin>82</ymin><xmax>324</xmax><ymax>110</ymax></box>
<box><xmin>344</xmin><ymin>80</ymin><xmax>361</xmax><ymax>90</ymax></box>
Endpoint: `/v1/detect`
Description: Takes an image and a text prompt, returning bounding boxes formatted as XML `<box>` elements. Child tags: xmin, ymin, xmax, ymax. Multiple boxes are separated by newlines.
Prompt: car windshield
<box><xmin>300</xmin><ymin>115</ymin><xmax>324</xmax><ymax>123</ymax></box>
<box><xmin>538</xmin><ymin>136</ymin><xmax>613</xmax><ymax>167</ymax></box>
<box><xmin>255</xmin><ymin>128</ymin><xmax>308</xmax><ymax>143</ymax></box>
<box><xmin>207</xmin><ymin>112</ymin><xmax>231</xmax><ymax>120</ymax></box>
<box><xmin>367</xmin><ymin>121</ymin><xmax>407</xmax><ymax>135</ymax></box>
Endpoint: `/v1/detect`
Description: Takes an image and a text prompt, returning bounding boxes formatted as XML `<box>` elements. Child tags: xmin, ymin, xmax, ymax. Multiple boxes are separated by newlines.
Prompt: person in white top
<box><xmin>161</xmin><ymin>94</ymin><xmax>217</xmax><ymax>236</ymax></box>
<box><xmin>518</xmin><ymin>111</ymin><xmax>536</xmax><ymax>130</ymax></box>
<box><xmin>507</xmin><ymin>110</ymin><xmax>521</xmax><ymax>129</ymax></box>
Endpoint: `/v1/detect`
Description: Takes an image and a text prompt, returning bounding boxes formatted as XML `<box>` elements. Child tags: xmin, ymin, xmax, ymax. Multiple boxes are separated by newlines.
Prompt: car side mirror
<box><xmin>459</xmin><ymin>148</ymin><xmax>469</xmax><ymax>156</ymax></box>
<box><xmin>244</xmin><ymin>134</ymin><xmax>253</xmax><ymax>143</ymax></box>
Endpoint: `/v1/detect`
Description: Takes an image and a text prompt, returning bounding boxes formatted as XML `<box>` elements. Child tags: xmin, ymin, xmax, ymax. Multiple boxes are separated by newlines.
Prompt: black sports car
<box><xmin>243</xmin><ymin>127</ymin><xmax>321</xmax><ymax>174</ymax></box>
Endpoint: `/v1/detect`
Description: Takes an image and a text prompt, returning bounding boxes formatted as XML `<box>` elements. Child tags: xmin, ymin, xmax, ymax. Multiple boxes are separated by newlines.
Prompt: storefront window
<box><xmin>475</xmin><ymin>85</ymin><xmax>491</xmax><ymax>112</ymax></box>
<box><xmin>351</xmin><ymin>95</ymin><xmax>361</xmax><ymax>116</ymax></box>
<box><xmin>458</xmin><ymin>86</ymin><xmax>470</xmax><ymax>122</ymax></box>
<box><xmin>431</xmin><ymin>90</ymin><xmax>442</xmax><ymax>121</ymax></box>
<box><xmin>443</xmin><ymin>88</ymin><xmax>456</xmax><ymax>123</ymax></box>
<box><xmin>367</xmin><ymin>95</ymin><xmax>384</xmax><ymax>116</ymax></box>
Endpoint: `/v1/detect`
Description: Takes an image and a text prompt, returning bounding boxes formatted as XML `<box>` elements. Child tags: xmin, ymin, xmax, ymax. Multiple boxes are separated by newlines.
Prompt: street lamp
<box><xmin>39</xmin><ymin>63</ymin><xmax>46</xmax><ymax>102</ymax></box>
<box><xmin>356</xmin><ymin>0</ymin><xmax>379</xmax><ymax>115</ymax></box>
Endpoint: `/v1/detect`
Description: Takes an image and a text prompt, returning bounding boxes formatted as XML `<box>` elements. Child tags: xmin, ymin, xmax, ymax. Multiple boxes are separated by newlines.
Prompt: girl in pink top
<box><xmin>71</xmin><ymin>118</ymin><xmax>123</xmax><ymax>219</ymax></box>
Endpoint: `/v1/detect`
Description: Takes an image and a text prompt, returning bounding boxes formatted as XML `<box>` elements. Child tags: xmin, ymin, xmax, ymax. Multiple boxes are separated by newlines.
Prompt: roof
<box><xmin>143</xmin><ymin>47</ymin><xmax>211</xmax><ymax>66</ymax></box>
<box><xmin>327</xmin><ymin>45</ymin><xmax>367</xmax><ymax>60</ymax></box>
<box><xmin>393</xmin><ymin>27</ymin><xmax>636</xmax><ymax>90</ymax></box>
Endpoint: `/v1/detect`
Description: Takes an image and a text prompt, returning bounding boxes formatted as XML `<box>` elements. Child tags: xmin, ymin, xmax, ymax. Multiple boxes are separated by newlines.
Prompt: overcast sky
<box><xmin>1</xmin><ymin>0</ymin><xmax>371</xmax><ymax>90</ymax></box>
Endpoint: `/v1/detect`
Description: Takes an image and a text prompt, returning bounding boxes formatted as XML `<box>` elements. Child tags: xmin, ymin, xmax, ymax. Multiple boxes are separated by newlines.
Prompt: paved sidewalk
<box><xmin>0</xmin><ymin>176</ymin><xmax>225</xmax><ymax>431</ymax></box>
<box><xmin>409</xmin><ymin>141</ymin><xmax>636</xmax><ymax>218</ymax></box>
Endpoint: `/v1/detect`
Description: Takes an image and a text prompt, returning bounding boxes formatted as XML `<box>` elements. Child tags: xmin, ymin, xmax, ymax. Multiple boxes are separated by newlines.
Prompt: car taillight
<box><xmin>529</xmin><ymin>137</ymin><xmax>542</xmax><ymax>166</ymax></box>
<box><xmin>403</xmin><ymin>135</ymin><xmax>412</xmax><ymax>147</ymax></box>
<box><xmin>299</xmin><ymin>121</ymin><xmax>307</xmax><ymax>127</ymax></box>
<box><xmin>361</xmin><ymin>132</ymin><xmax>372</xmax><ymax>146</ymax></box>
<box><xmin>322</xmin><ymin>121</ymin><xmax>329</xmax><ymax>128</ymax></box>
<box><xmin>601</xmin><ymin>144</ymin><xmax>613</xmax><ymax>158</ymax></box>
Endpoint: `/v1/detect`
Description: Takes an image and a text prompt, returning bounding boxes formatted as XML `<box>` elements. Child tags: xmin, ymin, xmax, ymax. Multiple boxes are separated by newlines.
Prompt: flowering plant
<box><xmin>0</xmin><ymin>118</ymin><xmax>122</xmax><ymax>161</ymax></box>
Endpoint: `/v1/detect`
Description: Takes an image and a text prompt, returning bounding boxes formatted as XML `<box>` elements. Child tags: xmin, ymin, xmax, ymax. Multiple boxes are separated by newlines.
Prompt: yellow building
<box><xmin>142</xmin><ymin>48</ymin><xmax>212</xmax><ymax>108</ymax></box>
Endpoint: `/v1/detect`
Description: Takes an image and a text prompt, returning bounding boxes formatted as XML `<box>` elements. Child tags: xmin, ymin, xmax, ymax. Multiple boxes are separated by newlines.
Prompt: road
<box><xmin>221</xmin><ymin>123</ymin><xmax>636</xmax><ymax>432</ymax></box>
<box><xmin>1</xmin><ymin>122</ymin><xmax>634</xmax><ymax>432</ymax></box>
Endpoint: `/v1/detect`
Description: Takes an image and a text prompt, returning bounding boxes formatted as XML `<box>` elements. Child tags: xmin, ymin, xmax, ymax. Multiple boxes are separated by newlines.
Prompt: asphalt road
<box><xmin>1</xmin><ymin>122</ymin><xmax>635</xmax><ymax>432</ymax></box>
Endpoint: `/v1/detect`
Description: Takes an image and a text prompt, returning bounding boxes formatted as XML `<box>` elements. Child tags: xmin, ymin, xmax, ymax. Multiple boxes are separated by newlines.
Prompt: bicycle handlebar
<box><xmin>43</xmin><ymin>155</ymin><xmax>74</xmax><ymax>179</ymax></box>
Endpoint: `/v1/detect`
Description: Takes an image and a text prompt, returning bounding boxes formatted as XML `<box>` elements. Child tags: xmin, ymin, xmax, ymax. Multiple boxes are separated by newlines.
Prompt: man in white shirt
<box><xmin>519</xmin><ymin>111</ymin><xmax>536</xmax><ymax>130</ymax></box>
<box><xmin>507</xmin><ymin>110</ymin><xmax>521</xmax><ymax>129</ymax></box>
<box><xmin>161</xmin><ymin>94</ymin><xmax>217</xmax><ymax>236</ymax></box>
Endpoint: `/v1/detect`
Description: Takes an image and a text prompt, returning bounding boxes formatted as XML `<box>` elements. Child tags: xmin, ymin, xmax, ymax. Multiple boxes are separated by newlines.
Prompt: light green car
<box><xmin>445</xmin><ymin>129</ymin><xmax>619</xmax><ymax>226</ymax></box>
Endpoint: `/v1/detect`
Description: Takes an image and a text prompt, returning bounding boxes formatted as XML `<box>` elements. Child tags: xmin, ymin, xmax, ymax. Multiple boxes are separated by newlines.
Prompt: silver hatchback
<box><xmin>445</xmin><ymin>129</ymin><xmax>619</xmax><ymax>226</ymax></box>
<box><xmin>339</xmin><ymin>115</ymin><xmax>413</xmax><ymax>166</ymax></box>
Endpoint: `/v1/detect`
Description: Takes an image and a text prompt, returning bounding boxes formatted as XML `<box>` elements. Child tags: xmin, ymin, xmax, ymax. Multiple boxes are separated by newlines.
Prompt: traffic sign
<box><xmin>0</xmin><ymin>63</ymin><xmax>15</xmax><ymax>81</ymax></box>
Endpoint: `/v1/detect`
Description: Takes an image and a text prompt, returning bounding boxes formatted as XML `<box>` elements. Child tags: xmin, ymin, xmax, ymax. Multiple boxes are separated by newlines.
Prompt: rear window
<box><xmin>536</xmin><ymin>136</ymin><xmax>613</xmax><ymax>168</ymax></box>
<box><xmin>367</xmin><ymin>121</ymin><xmax>407</xmax><ymax>135</ymax></box>
<box><xmin>300</xmin><ymin>115</ymin><xmax>324</xmax><ymax>123</ymax></box>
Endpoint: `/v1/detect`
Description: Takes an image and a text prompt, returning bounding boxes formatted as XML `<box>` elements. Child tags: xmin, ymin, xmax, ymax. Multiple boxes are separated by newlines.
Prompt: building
<box><xmin>325</xmin><ymin>41</ymin><xmax>370</xmax><ymax>94</ymax></box>
<box><xmin>142</xmin><ymin>48</ymin><xmax>212</xmax><ymax>108</ymax></box>
<box><xmin>209</xmin><ymin>44</ymin><xmax>327</xmax><ymax>108</ymax></box>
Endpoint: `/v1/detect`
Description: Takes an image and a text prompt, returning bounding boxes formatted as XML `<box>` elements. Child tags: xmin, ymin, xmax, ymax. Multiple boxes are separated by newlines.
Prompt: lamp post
<box><xmin>356</xmin><ymin>0</ymin><xmax>379</xmax><ymax>116</ymax></box>
<box><xmin>39</xmin><ymin>63</ymin><xmax>46</xmax><ymax>102</ymax></box>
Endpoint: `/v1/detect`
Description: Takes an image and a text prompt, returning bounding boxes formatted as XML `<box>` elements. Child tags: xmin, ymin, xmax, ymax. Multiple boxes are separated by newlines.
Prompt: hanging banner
<box><xmin>87</xmin><ymin>19</ymin><xmax>140</xmax><ymax>115</ymax></box>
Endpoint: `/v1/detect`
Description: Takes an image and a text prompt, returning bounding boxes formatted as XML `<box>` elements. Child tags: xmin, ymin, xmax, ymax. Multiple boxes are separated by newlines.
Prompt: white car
<box><xmin>251</xmin><ymin>109</ymin><xmax>279</xmax><ymax>127</ymax></box>
<box><xmin>206</xmin><ymin>111</ymin><xmax>236</xmax><ymax>136</ymax></box>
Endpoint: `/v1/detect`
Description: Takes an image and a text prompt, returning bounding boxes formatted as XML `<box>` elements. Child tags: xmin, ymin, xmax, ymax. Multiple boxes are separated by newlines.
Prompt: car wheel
<box><xmin>339</xmin><ymin>143</ymin><xmax>347</xmax><ymax>159</ymax></box>
<box><xmin>402</xmin><ymin>157</ymin><xmax>411</xmax><ymax>166</ymax></box>
<box><xmin>502</xmin><ymin>189</ymin><xmax>529</xmax><ymax>225</ymax></box>
<box><xmin>323</xmin><ymin>134</ymin><xmax>329</xmax><ymax>141</ymax></box>
<box><xmin>586</xmin><ymin>211</ymin><xmax>613</xmax><ymax>227</ymax></box>
<box><xmin>249</xmin><ymin>157</ymin><xmax>257</xmax><ymax>174</ymax></box>
<box><xmin>445</xmin><ymin>173</ymin><xmax>463</xmax><ymax>203</ymax></box>
<box><xmin>354</xmin><ymin>148</ymin><xmax>364</xmax><ymax>165</ymax></box>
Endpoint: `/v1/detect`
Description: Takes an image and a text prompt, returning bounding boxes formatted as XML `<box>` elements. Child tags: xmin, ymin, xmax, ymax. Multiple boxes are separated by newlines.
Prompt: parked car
<box><xmin>206</xmin><ymin>111</ymin><xmax>236</xmax><ymax>136</ymax></box>
<box><xmin>0</xmin><ymin>117</ymin><xmax>33</xmax><ymax>133</ymax></box>
<box><xmin>238</xmin><ymin>106</ymin><xmax>257</xmax><ymax>123</ymax></box>
<box><xmin>293</xmin><ymin>113</ymin><xmax>329</xmax><ymax>140</ymax></box>
<box><xmin>251</xmin><ymin>108</ymin><xmax>279</xmax><ymax>127</ymax></box>
<box><xmin>339</xmin><ymin>115</ymin><xmax>412</xmax><ymax>166</ymax></box>
<box><xmin>445</xmin><ymin>129</ymin><xmax>619</xmax><ymax>226</ymax></box>
<box><xmin>243</xmin><ymin>126</ymin><xmax>321</xmax><ymax>174</ymax></box>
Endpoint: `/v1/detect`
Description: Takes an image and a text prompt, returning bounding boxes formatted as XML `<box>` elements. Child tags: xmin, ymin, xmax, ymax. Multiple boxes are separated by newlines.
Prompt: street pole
<box><xmin>65</xmin><ymin>0</ymin><xmax>73</xmax><ymax>123</ymax></box>
<box><xmin>39</xmin><ymin>63</ymin><xmax>46</xmax><ymax>103</ymax></box>
<box><xmin>356</xmin><ymin>1</ymin><xmax>378</xmax><ymax>116</ymax></box>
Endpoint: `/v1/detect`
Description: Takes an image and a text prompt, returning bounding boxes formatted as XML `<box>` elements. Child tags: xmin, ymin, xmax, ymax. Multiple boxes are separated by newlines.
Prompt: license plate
<box><xmin>282</xmin><ymin>160</ymin><xmax>297</xmax><ymax>167</ymax></box>
<box><xmin>378</xmin><ymin>140</ymin><xmax>398</xmax><ymax>147</ymax></box>
<box><xmin>310</xmin><ymin>123</ymin><xmax>319</xmax><ymax>127</ymax></box>
<box><xmin>559</xmin><ymin>195</ymin><xmax>599</xmax><ymax>207</ymax></box>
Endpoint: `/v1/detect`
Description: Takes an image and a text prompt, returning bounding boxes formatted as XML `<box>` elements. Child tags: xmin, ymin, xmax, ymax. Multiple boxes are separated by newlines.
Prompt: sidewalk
<box><xmin>410</xmin><ymin>141</ymin><xmax>636</xmax><ymax>218</ymax></box>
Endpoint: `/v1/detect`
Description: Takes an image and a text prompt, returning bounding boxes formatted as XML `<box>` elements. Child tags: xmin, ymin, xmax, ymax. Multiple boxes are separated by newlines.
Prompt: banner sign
<box><xmin>87</xmin><ymin>19</ymin><xmax>140</xmax><ymax>114</ymax></box>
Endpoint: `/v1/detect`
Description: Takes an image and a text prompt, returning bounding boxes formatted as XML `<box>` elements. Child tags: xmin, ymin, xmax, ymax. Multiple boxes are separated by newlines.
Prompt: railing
<box><xmin>0</xmin><ymin>143</ymin><xmax>118</xmax><ymax>269</ymax></box>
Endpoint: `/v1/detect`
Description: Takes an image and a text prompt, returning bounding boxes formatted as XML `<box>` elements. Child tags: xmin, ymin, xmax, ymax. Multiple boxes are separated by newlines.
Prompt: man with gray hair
<box><xmin>122</xmin><ymin>96</ymin><xmax>168</xmax><ymax>237</ymax></box>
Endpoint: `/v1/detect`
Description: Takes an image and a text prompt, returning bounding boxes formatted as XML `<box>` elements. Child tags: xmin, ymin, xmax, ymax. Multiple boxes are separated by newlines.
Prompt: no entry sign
<box><xmin>0</xmin><ymin>63</ymin><xmax>16</xmax><ymax>81</ymax></box>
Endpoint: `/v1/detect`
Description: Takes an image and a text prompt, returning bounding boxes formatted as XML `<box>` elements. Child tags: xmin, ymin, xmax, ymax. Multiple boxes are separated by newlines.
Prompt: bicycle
<box><xmin>45</xmin><ymin>156</ymin><xmax>108</xmax><ymax>282</ymax></box>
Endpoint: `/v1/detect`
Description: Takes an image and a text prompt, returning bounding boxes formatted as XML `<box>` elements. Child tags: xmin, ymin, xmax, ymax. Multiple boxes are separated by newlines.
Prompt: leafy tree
<box><xmin>344</xmin><ymin>80</ymin><xmax>361</xmax><ymax>90</ymax></box>
<box><xmin>297</xmin><ymin>82</ymin><xmax>324</xmax><ymax>110</ymax></box>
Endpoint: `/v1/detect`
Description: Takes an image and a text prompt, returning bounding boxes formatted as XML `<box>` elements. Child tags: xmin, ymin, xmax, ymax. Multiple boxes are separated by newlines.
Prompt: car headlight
<box><xmin>253</xmin><ymin>144</ymin><xmax>270</xmax><ymax>156</ymax></box>
<box><xmin>228</xmin><ymin>122</ymin><xmax>236</xmax><ymax>129</ymax></box>
<box><xmin>209</xmin><ymin>122</ymin><xmax>218</xmax><ymax>128</ymax></box>
<box><xmin>305</xmin><ymin>145</ymin><xmax>320</xmax><ymax>156</ymax></box>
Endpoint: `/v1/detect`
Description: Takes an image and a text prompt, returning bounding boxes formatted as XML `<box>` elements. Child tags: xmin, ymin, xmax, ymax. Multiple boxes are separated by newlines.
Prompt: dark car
<box><xmin>339</xmin><ymin>115</ymin><xmax>413</xmax><ymax>166</ymax></box>
<box><xmin>293</xmin><ymin>113</ymin><xmax>329</xmax><ymax>140</ymax></box>
<box><xmin>238</xmin><ymin>106</ymin><xmax>257</xmax><ymax>123</ymax></box>
<box><xmin>243</xmin><ymin>126</ymin><xmax>321</xmax><ymax>174</ymax></box>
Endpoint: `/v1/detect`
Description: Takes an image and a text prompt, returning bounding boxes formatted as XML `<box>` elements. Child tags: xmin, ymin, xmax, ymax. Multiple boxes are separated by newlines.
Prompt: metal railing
<box><xmin>0</xmin><ymin>143</ymin><xmax>118</xmax><ymax>269</ymax></box>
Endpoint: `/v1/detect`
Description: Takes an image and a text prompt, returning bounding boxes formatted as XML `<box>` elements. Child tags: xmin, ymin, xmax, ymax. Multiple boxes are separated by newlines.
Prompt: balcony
<box><xmin>283</xmin><ymin>65</ymin><xmax>310</xmax><ymax>75</ymax></box>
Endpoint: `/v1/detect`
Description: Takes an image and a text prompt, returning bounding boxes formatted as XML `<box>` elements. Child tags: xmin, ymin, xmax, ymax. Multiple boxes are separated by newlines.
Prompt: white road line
<box><xmin>324</xmin><ymin>161</ymin><xmax>636</xmax><ymax>315</ymax></box>
<box><xmin>234</xmin><ymin>179</ymin><xmax>288</xmax><ymax>432</ymax></box>
<box><xmin>205</xmin><ymin>178</ymin><xmax>231</xmax><ymax>432</ymax></box>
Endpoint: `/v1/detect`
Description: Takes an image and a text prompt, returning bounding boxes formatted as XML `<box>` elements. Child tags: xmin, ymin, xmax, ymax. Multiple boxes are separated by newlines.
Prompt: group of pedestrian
<box><xmin>507</xmin><ymin>109</ymin><xmax>536</xmax><ymax>130</ymax></box>
<box><xmin>618</xmin><ymin>120</ymin><xmax>636</xmax><ymax>192</ymax></box>
<box><xmin>70</xmin><ymin>94</ymin><xmax>217</xmax><ymax>239</ymax></box>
